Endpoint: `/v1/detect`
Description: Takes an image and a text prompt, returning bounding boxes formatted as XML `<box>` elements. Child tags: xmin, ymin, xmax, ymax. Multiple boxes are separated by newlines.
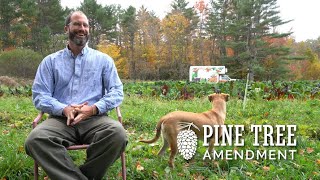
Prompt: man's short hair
<box><xmin>65</xmin><ymin>11</ymin><xmax>87</xmax><ymax>26</ymax></box>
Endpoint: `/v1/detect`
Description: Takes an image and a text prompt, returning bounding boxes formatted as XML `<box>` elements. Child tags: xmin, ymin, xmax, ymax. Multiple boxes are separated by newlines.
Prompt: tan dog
<box><xmin>140</xmin><ymin>93</ymin><xmax>229</xmax><ymax>168</ymax></box>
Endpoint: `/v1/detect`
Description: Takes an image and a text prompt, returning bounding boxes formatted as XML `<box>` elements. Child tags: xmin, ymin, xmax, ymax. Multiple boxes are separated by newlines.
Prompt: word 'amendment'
<box><xmin>202</xmin><ymin>125</ymin><xmax>297</xmax><ymax>160</ymax></box>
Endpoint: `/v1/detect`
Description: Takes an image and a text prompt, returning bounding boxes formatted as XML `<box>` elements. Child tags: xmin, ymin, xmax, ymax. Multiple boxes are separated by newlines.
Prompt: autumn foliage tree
<box><xmin>133</xmin><ymin>6</ymin><xmax>161</xmax><ymax>80</ymax></box>
<box><xmin>303</xmin><ymin>48</ymin><xmax>320</xmax><ymax>80</ymax></box>
<box><xmin>161</xmin><ymin>12</ymin><xmax>190</xmax><ymax>79</ymax></box>
<box><xmin>1</xmin><ymin>0</ymin><xmax>319</xmax><ymax>81</ymax></box>
<box><xmin>97</xmin><ymin>43</ymin><xmax>129</xmax><ymax>79</ymax></box>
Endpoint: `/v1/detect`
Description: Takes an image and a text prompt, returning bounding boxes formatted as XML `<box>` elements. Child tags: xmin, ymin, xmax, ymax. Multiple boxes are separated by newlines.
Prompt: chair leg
<box><xmin>116</xmin><ymin>107</ymin><xmax>126</xmax><ymax>180</ymax></box>
<box><xmin>34</xmin><ymin>161</ymin><xmax>39</xmax><ymax>180</ymax></box>
<box><xmin>121</xmin><ymin>152</ymin><xmax>126</xmax><ymax>180</ymax></box>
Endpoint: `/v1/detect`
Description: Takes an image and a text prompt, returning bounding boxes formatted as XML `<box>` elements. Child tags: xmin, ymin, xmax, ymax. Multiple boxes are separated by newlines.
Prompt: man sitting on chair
<box><xmin>25</xmin><ymin>11</ymin><xmax>127</xmax><ymax>180</ymax></box>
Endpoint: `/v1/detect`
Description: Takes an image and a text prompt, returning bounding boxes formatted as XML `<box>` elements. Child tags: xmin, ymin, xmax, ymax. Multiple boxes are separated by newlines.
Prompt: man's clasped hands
<box><xmin>63</xmin><ymin>102</ymin><xmax>98</xmax><ymax>126</ymax></box>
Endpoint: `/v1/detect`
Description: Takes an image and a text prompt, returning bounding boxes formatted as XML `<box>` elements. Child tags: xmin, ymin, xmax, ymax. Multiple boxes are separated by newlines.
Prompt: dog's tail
<box><xmin>139</xmin><ymin>118</ymin><xmax>164</xmax><ymax>144</ymax></box>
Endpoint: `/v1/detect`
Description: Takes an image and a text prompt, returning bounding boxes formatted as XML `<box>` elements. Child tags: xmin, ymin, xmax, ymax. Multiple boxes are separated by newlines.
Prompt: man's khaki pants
<box><xmin>25</xmin><ymin>115</ymin><xmax>127</xmax><ymax>180</ymax></box>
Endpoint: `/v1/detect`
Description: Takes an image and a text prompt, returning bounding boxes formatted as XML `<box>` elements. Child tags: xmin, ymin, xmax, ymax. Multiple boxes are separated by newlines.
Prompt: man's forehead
<box><xmin>71</xmin><ymin>12</ymin><xmax>88</xmax><ymax>22</ymax></box>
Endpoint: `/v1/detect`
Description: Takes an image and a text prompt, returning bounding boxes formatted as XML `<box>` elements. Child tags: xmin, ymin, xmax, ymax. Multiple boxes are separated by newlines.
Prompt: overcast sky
<box><xmin>60</xmin><ymin>0</ymin><xmax>320</xmax><ymax>42</ymax></box>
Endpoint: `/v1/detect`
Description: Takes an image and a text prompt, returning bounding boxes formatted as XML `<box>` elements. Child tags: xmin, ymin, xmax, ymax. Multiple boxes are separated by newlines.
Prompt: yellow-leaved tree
<box><xmin>304</xmin><ymin>48</ymin><xmax>320</xmax><ymax>80</ymax></box>
<box><xmin>97</xmin><ymin>43</ymin><xmax>129</xmax><ymax>79</ymax></box>
<box><xmin>161</xmin><ymin>12</ymin><xmax>190</xmax><ymax>79</ymax></box>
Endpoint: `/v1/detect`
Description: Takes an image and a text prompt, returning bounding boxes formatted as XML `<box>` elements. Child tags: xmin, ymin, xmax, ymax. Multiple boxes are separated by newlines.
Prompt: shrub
<box><xmin>0</xmin><ymin>76</ymin><xmax>19</xmax><ymax>87</ymax></box>
<box><xmin>0</xmin><ymin>49</ymin><xmax>43</xmax><ymax>79</ymax></box>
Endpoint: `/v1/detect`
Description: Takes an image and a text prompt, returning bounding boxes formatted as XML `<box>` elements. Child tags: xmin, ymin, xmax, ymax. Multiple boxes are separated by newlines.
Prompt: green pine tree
<box><xmin>207</xmin><ymin>0</ymin><xmax>292</xmax><ymax>80</ymax></box>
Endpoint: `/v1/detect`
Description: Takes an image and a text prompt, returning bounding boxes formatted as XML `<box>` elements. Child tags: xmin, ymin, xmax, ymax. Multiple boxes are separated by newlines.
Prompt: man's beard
<box><xmin>69</xmin><ymin>31</ymin><xmax>89</xmax><ymax>46</ymax></box>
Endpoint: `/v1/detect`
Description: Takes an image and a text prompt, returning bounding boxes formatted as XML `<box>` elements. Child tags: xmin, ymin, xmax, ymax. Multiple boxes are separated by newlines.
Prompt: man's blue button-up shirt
<box><xmin>32</xmin><ymin>45</ymin><xmax>124</xmax><ymax>116</ymax></box>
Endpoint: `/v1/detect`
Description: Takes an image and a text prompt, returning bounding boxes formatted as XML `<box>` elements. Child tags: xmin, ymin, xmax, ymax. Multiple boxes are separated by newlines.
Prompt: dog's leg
<box><xmin>158</xmin><ymin>137</ymin><xmax>169</xmax><ymax>156</ymax></box>
<box><xmin>208</xmin><ymin>137</ymin><xmax>215</xmax><ymax>153</ymax></box>
<box><xmin>168</xmin><ymin>142</ymin><xmax>177</xmax><ymax>168</ymax></box>
<box><xmin>208</xmin><ymin>126</ymin><xmax>222</xmax><ymax>152</ymax></box>
<box><xmin>166</xmin><ymin>132</ymin><xmax>178</xmax><ymax>168</ymax></box>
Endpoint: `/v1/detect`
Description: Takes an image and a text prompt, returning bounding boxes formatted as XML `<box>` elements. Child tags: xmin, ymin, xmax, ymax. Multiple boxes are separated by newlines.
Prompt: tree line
<box><xmin>0</xmin><ymin>0</ymin><xmax>319</xmax><ymax>81</ymax></box>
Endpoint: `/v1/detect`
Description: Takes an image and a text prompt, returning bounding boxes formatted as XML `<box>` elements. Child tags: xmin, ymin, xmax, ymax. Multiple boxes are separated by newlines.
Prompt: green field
<box><xmin>0</xmin><ymin>93</ymin><xmax>319</xmax><ymax>179</ymax></box>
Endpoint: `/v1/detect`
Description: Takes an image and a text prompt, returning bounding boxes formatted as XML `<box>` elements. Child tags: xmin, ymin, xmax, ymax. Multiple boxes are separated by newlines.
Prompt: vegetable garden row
<box><xmin>123</xmin><ymin>80</ymin><xmax>320</xmax><ymax>100</ymax></box>
<box><xmin>1</xmin><ymin>80</ymin><xmax>320</xmax><ymax>100</ymax></box>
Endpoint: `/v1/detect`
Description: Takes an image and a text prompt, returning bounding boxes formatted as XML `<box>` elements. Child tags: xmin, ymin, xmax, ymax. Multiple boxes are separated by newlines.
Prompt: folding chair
<box><xmin>32</xmin><ymin>107</ymin><xmax>126</xmax><ymax>180</ymax></box>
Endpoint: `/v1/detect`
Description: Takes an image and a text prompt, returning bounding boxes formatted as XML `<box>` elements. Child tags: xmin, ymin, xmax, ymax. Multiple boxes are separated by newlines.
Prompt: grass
<box><xmin>0</xmin><ymin>95</ymin><xmax>319</xmax><ymax>179</ymax></box>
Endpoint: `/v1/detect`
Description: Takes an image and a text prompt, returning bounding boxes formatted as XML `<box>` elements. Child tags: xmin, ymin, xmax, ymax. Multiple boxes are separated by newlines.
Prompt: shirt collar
<box><xmin>65</xmin><ymin>44</ymin><xmax>89</xmax><ymax>58</ymax></box>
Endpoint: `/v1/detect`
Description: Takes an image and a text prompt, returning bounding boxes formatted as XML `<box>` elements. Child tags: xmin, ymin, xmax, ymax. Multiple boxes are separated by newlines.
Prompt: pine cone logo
<box><xmin>177</xmin><ymin>122</ymin><xmax>200</xmax><ymax>160</ymax></box>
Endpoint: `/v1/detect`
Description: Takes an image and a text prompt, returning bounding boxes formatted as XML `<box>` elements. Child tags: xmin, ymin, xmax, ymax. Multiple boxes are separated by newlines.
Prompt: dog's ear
<box><xmin>223</xmin><ymin>94</ymin><xmax>230</xmax><ymax>101</ymax></box>
<box><xmin>208</xmin><ymin>94</ymin><xmax>214</xmax><ymax>102</ymax></box>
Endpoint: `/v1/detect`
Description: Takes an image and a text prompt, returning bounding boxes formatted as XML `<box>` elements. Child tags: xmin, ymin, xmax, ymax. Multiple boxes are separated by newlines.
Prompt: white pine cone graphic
<box><xmin>177</xmin><ymin>122</ymin><xmax>200</xmax><ymax>160</ymax></box>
